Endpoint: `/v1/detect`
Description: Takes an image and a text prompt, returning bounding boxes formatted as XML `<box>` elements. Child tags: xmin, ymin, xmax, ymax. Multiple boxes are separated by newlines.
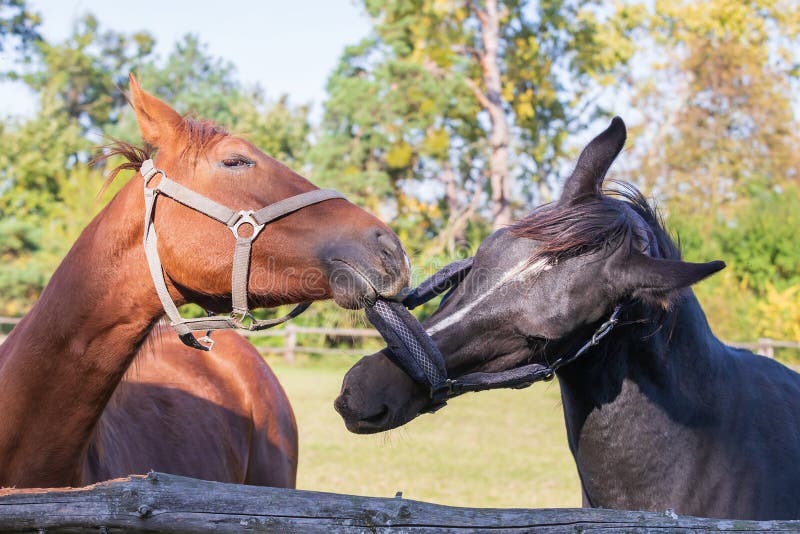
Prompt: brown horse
<box><xmin>0</xmin><ymin>75</ymin><xmax>409</xmax><ymax>488</ymax></box>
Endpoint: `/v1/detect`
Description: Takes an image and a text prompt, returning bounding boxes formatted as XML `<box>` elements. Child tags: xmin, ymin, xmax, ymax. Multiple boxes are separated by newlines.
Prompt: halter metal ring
<box><xmin>197</xmin><ymin>335</ymin><xmax>215</xmax><ymax>351</ymax></box>
<box><xmin>230</xmin><ymin>309</ymin><xmax>256</xmax><ymax>329</ymax></box>
<box><xmin>229</xmin><ymin>210</ymin><xmax>265</xmax><ymax>241</ymax></box>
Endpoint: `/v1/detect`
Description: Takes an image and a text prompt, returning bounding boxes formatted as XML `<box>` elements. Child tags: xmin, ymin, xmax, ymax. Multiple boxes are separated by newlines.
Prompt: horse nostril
<box><xmin>374</xmin><ymin>231</ymin><xmax>396</xmax><ymax>255</ymax></box>
<box><xmin>333</xmin><ymin>392</ymin><xmax>351</xmax><ymax>416</ymax></box>
<box><xmin>374</xmin><ymin>230</ymin><xmax>406</xmax><ymax>269</ymax></box>
<box><xmin>363</xmin><ymin>228</ymin><xmax>410</xmax><ymax>296</ymax></box>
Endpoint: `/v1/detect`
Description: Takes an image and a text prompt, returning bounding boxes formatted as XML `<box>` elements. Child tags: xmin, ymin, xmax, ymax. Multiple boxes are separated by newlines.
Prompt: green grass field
<box><xmin>268</xmin><ymin>357</ymin><xmax>581</xmax><ymax>508</ymax></box>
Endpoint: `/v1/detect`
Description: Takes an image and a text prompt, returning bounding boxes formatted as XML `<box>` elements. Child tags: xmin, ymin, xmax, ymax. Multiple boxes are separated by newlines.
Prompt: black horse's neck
<box><xmin>562</xmin><ymin>291</ymin><xmax>726</xmax><ymax>409</ymax></box>
<box><xmin>556</xmin><ymin>290</ymin><xmax>732</xmax><ymax>512</ymax></box>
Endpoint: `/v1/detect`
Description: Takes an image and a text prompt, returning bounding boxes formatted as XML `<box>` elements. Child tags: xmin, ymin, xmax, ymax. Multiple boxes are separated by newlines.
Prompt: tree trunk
<box><xmin>477</xmin><ymin>0</ymin><xmax>512</xmax><ymax>229</ymax></box>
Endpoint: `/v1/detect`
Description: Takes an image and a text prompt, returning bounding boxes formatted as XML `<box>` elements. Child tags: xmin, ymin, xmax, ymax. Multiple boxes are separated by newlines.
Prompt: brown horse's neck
<box><xmin>0</xmin><ymin>178</ymin><xmax>166</xmax><ymax>487</ymax></box>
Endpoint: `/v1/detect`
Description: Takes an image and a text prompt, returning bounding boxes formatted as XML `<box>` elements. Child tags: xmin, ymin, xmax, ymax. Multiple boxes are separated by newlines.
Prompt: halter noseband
<box><xmin>366</xmin><ymin>258</ymin><xmax>625</xmax><ymax>412</ymax></box>
<box><xmin>141</xmin><ymin>159</ymin><xmax>345</xmax><ymax>351</ymax></box>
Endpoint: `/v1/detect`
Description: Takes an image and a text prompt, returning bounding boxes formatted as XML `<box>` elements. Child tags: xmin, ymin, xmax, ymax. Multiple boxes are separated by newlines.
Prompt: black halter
<box><xmin>365</xmin><ymin>258</ymin><xmax>625</xmax><ymax>412</ymax></box>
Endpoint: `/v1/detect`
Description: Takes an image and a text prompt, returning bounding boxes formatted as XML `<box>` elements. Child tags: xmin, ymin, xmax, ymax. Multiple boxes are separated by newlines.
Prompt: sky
<box><xmin>0</xmin><ymin>0</ymin><xmax>372</xmax><ymax>118</ymax></box>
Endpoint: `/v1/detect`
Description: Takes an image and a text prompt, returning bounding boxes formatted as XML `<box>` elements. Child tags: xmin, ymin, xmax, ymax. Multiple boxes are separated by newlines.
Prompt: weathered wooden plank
<box><xmin>0</xmin><ymin>473</ymin><xmax>798</xmax><ymax>533</ymax></box>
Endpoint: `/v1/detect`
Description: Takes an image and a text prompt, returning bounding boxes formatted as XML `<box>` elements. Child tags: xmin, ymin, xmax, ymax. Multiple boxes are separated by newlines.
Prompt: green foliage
<box><xmin>312</xmin><ymin>37</ymin><xmax>477</xmax><ymax>214</ymax></box>
<box><xmin>715</xmin><ymin>184</ymin><xmax>800</xmax><ymax>292</ymax></box>
<box><xmin>0</xmin><ymin>0</ymin><xmax>40</xmax><ymax>53</ymax></box>
<box><xmin>671</xmin><ymin>183</ymin><xmax>800</xmax><ymax>342</ymax></box>
<box><xmin>9</xmin><ymin>14</ymin><xmax>154</xmax><ymax>129</ymax></box>
<box><xmin>0</xmin><ymin>218</ymin><xmax>46</xmax><ymax>315</ymax></box>
<box><xmin>0</xmin><ymin>104</ymin><xmax>87</xmax><ymax>219</ymax></box>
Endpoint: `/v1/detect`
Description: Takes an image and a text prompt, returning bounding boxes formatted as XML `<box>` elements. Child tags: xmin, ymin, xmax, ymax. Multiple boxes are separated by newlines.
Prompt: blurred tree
<box><xmin>314</xmin><ymin>0</ymin><xmax>642</xmax><ymax>249</ymax></box>
<box><xmin>672</xmin><ymin>183</ymin><xmax>800</xmax><ymax>341</ymax></box>
<box><xmin>715</xmin><ymin>184</ymin><xmax>800</xmax><ymax>293</ymax></box>
<box><xmin>311</xmin><ymin>37</ymin><xmax>483</xmax><ymax>250</ymax></box>
<box><xmin>623</xmin><ymin>0</ymin><xmax>800</xmax><ymax>343</ymax></box>
<box><xmin>0</xmin><ymin>99</ymin><xmax>86</xmax><ymax>219</ymax></box>
<box><xmin>0</xmin><ymin>0</ymin><xmax>40</xmax><ymax>54</ymax></box>
<box><xmin>0</xmin><ymin>13</ymin><xmax>150</xmax><ymax>305</ymax></box>
<box><xmin>8</xmin><ymin>14</ymin><xmax>154</xmax><ymax>130</ymax></box>
<box><xmin>629</xmin><ymin>0</ymin><xmax>800</xmax><ymax>222</ymax></box>
<box><xmin>0</xmin><ymin>94</ymin><xmax>100</xmax><ymax>313</ymax></box>
<box><xmin>753</xmin><ymin>284</ymin><xmax>800</xmax><ymax>342</ymax></box>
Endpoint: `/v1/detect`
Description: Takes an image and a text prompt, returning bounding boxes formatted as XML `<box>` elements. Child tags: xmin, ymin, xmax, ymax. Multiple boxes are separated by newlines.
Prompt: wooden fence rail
<box><xmin>1</xmin><ymin>316</ymin><xmax>799</xmax><ymax>362</ymax></box>
<box><xmin>1</xmin><ymin>472</ymin><xmax>798</xmax><ymax>533</ymax></box>
<box><xmin>236</xmin><ymin>324</ymin><xmax>384</xmax><ymax>362</ymax></box>
<box><xmin>728</xmin><ymin>339</ymin><xmax>800</xmax><ymax>359</ymax></box>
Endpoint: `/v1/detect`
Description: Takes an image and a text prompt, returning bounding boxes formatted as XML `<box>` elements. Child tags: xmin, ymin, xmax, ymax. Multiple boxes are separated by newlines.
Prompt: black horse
<box><xmin>335</xmin><ymin>117</ymin><xmax>800</xmax><ymax>520</ymax></box>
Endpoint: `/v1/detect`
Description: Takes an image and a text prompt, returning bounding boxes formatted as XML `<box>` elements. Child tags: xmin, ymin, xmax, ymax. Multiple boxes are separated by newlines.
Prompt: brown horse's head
<box><xmin>126</xmin><ymin>74</ymin><xmax>409</xmax><ymax>311</ymax></box>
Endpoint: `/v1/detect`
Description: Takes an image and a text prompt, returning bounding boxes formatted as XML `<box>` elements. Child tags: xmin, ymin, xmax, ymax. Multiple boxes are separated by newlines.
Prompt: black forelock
<box><xmin>510</xmin><ymin>180</ymin><xmax>680</xmax><ymax>263</ymax></box>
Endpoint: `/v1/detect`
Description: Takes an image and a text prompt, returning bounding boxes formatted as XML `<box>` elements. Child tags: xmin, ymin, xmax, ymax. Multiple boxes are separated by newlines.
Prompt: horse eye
<box><xmin>222</xmin><ymin>157</ymin><xmax>251</xmax><ymax>168</ymax></box>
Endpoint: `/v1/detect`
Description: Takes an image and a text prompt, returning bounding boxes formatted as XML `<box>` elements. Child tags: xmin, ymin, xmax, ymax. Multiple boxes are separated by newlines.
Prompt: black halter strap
<box><xmin>394</xmin><ymin>257</ymin><xmax>475</xmax><ymax>310</ymax></box>
<box><xmin>366</xmin><ymin>258</ymin><xmax>626</xmax><ymax>412</ymax></box>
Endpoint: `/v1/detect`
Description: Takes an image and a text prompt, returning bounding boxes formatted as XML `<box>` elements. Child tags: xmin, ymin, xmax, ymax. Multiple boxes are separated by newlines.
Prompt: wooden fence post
<box><xmin>284</xmin><ymin>324</ymin><xmax>297</xmax><ymax>364</ymax></box>
<box><xmin>757</xmin><ymin>338</ymin><xmax>774</xmax><ymax>358</ymax></box>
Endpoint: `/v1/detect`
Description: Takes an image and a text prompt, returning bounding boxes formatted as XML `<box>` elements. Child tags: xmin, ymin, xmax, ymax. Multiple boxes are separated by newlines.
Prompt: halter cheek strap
<box><xmin>395</xmin><ymin>257</ymin><xmax>474</xmax><ymax>310</ymax></box>
<box><xmin>140</xmin><ymin>159</ymin><xmax>344</xmax><ymax>351</ymax></box>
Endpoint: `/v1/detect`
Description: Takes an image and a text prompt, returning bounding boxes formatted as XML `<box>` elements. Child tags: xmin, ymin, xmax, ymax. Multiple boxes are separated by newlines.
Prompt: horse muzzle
<box><xmin>335</xmin><ymin>349</ymin><xmax>429</xmax><ymax>434</ymax></box>
<box><xmin>323</xmin><ymin>229</ymin><xmax>410</xmax><ymax>309</ymax></box>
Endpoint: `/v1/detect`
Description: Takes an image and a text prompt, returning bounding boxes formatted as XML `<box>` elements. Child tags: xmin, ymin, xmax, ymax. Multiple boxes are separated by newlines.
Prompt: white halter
<box><xmin>140</xmin><ymin>158</ymin><xmax>345</xmax><ymax>350</ymax></box>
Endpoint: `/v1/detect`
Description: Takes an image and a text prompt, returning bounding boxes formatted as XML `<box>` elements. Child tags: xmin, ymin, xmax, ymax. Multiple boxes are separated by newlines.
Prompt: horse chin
<box><xmin>334</xmin><ymin>396</ymin><xmax>422</xmax><ymax>435</ymax></box>
<box><xmin>336</xmin><ymin>402</ymin><xmax>395</xmax><ymax>434</ymax></box>
<box><xmin>327</xmin><ymin>259</ymin><xmax>382</xmax><ymax>309</ymax></box>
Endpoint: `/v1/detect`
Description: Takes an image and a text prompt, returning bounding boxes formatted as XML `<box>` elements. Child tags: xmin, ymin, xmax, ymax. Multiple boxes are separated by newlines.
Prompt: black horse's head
<box><xmin>335</xmin><ymin>117</ymin><xmax>725</xmax><ymax>434</ymax></box>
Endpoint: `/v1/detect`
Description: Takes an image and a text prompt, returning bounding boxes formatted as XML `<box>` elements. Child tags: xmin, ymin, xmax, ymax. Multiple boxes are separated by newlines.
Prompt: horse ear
<box><xmin>128</xmin><ymin>73</ymin><xmax>184</xmax><ymax>147</ymax></box>
<box><xmin>560</xmin><ymin>117</ymin><xmax>627</xmax><ymax>204</ymax></box>
<box><xmin>619</xmin><ymin>253</ymin><xmax>725</xmax><ymax>300</ymax></box>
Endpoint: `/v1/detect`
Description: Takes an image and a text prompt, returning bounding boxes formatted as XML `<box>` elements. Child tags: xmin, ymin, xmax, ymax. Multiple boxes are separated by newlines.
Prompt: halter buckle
<box><xmin>430</xmin><ymin>378</ymin><xmax>456</xmax><ymax>400</ymax></box>
<box><xmin>229</xmin><ymin>210</ymin><xmax>266</xmax><ymax>242</ymax></box>
<box><xmin>197</xmin><ymin>335</ymin><xmax>215</xmax><ymax>351</ymax></box>
<box><xmin>590</xmin><ymin>315</ymin><xmax>619</xmax><ymax>345</ymax></box>
<box><xmin>230</xmin><ymin>309</ymin><xmax>256</xmax><ymax>329</ymax></box>
<box><xmin>426</xmin><ymin>380</ymin><xmax>452</xmax><ymax>413</ymax></box>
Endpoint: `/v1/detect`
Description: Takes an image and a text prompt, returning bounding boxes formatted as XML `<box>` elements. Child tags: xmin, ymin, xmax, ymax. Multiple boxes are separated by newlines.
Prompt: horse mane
<box><xmin>92</xmin><ymin>118</ymin><xmax>228</xmax><ymax>195</ymax></box>
<box><xmin>510</xmin><ymin>181</ymin><xmax>680</xmax><ymax>263</ymax></box>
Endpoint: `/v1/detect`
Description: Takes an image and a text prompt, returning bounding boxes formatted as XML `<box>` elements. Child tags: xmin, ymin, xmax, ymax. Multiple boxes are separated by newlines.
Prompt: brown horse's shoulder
<box><xmin>206</xmin><ymin>330</ymin><xmax>299</xmax><ymax>485</ymax></box>
<box><xmin>88</xmin><ymin>328</ymin><xmax>296</xmax><ymax>487</ymax></box>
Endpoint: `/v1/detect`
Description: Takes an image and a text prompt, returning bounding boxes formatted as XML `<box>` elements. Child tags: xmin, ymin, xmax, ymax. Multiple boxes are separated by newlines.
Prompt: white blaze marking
<box><xmin>426</xmin><ymin>257</ymin><xmax>551</xmax><ymax>336</ymax></box>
